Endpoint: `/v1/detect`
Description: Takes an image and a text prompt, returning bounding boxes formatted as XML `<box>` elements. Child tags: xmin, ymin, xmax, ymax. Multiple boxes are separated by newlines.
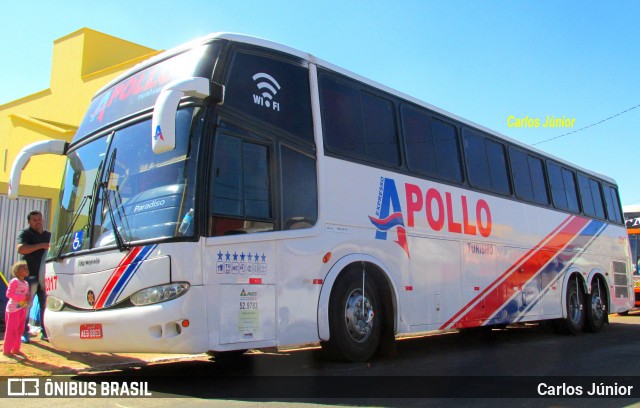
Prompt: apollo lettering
<box><xmin>370</xmin><ymin>177</ymin><xmax>493</xmax><ymax>258</ymax></box>
<box><xmin>405</xmin><ymin>183</ymin><xmax>492</xmax><ymax>237</ymax></box>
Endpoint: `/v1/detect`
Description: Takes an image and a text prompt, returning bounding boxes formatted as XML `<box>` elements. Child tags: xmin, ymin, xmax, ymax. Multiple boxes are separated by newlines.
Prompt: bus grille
<box><xmin>613</xmin><ymin>260</ymin><xmax>630</xmax><ymax>299</ymax></box>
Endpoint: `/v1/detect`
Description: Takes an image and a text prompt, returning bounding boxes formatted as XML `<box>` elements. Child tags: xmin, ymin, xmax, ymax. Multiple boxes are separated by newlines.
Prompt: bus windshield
<box><xmin>50</xmin><ymin>107</ymin><xmax>202</xmax><ymax>257</ymax></box>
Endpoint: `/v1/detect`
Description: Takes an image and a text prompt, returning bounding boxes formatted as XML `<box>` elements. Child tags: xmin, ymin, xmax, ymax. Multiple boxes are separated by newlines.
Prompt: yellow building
<box><xmin>0</xmin><ymin>28</ymin><xmax>159</xmax><ymax>276</ymax></box>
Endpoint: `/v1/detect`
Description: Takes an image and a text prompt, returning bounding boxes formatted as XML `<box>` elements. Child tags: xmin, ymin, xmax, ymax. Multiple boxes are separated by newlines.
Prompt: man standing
<box><xmin>16</xmin><ymin>210</ymin><xmax>51</xmax><ymax>342</ymax></box>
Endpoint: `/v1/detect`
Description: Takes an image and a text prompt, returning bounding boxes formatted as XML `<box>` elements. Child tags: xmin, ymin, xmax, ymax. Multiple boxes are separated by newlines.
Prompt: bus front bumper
<box><xmin>44</xmin><ymin>286</ymin><xmax>208</xmax><ymax>354</ymax></box>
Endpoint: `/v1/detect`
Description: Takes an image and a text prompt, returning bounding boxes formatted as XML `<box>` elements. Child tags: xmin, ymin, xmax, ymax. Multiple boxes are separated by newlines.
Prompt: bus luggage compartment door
<box><xmin>219</xmin><ymin>283</ymin><xmax>276</xmax><ymax>344</ymax></box>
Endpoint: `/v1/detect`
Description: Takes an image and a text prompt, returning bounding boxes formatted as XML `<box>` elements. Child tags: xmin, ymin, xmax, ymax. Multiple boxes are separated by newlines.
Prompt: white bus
<box><xmin>9</xmin><ymin>33</ymin><xmax>634</xmax><ymax>362</ymax></box>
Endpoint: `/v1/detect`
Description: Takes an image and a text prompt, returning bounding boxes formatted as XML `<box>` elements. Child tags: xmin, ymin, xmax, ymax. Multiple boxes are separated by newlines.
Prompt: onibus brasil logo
<box><xmin>252</xmin><ymin>72</ymin><xmax>281</xmax><ymax>111</ymax></box>
<box><xmin>368</xmin><ymin>177</ymin><xmax>493</xmax><ymax>258</ymax></box>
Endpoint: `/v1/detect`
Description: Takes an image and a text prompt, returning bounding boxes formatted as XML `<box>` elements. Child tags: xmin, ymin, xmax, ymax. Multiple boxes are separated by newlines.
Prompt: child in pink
<box><xmin>4</xmin><ymin>261</ymin><xmax>30</xmax><ymax>358</ymax></box>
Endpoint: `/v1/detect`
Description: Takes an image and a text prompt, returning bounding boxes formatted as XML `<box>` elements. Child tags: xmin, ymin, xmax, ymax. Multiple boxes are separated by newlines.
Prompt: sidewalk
<box><xmin>0</xmin><ymin>324</ymin><xmax>205</xmax><ymax>376</ymax></box>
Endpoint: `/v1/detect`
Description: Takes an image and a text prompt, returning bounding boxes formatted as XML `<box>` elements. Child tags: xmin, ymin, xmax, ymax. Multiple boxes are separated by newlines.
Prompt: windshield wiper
<box><xmin>102</xmin><ymin>149</ymin><xmax>129</xmax><ymax>252</ymax></box>
<box><xmin>53</xmin><ymin>154</ymin><xmax>108</xmax><ymax>260</ymax></box>
<box><xmin>53</xmin><ymin>194</ymin><xmax>90</xmax><ymax>261</ymax></box>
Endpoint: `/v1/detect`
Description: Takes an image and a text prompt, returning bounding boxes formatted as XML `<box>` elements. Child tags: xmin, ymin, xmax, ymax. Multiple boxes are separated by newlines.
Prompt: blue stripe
<box><xmin>487</xmin><ymin>220</ymin><xmax>606</xmax><ymax>325</ymax></box>
<box><xmin>105</xmin><ymin>245</ymin><xmax>157</xmax><ymax>307</ymax></box>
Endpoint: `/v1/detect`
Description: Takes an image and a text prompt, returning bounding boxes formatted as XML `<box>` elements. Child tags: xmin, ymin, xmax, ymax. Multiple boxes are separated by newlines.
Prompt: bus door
<box><xmin>203</xmin><ymin>125</ymin><xmax>277</xmax><ymax>346</ymax></box>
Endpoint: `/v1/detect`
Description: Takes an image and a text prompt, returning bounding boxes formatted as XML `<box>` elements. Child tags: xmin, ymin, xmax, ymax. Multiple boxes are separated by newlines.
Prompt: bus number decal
<box><xmin>45</xmin><ymin>275</ymin><xmax>58</xmax><ymax>293</ymax></box>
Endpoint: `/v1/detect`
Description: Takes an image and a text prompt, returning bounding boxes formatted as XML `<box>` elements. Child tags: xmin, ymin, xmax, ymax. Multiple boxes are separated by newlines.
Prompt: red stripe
<box><xmin>440</xmin><ymin>215</ymin><xmax>588</xmax><ymax>330</ymax></box>
<box><xmin>94</xmin><ymin>247</ymin><xmax>142</xmax><ymax>309</ymax></box>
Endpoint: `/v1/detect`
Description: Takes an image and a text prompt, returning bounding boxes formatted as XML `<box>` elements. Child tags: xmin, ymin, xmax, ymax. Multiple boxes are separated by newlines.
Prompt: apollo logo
<box><xmin>369</xmin><ymin>177</ymin><xmax>493</xmax><ymax>258</ymax></box>
<box><xmin>252</xmin><ymin>72</ymin><xmax>281</xmax><ymax>111</ymax></box>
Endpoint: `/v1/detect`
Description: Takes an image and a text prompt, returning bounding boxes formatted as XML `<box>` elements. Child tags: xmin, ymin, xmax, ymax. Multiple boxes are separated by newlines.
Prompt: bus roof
<box><xmin>623</xmin><ymin>204</ymin><xmax>640</xmax><ymax>213</ymax></box>
<box><xmin>94</xmin><ymin>32</ymin><xmax>617</xmax><ymax>186</ymax></box>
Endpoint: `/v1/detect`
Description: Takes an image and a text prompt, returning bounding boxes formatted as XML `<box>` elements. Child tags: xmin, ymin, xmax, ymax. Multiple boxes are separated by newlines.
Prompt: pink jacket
<box><xmin>6</xmin><ymin>278</ymin><xmax>29</xmax><ymax>313</ymax></box>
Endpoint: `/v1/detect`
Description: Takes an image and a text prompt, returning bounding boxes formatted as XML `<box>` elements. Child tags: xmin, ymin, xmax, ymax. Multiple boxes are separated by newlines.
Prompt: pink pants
<box><xmin>4</xmin><ymin>308</ymin><xmax>27</xmax><ymax>354</ymax></box>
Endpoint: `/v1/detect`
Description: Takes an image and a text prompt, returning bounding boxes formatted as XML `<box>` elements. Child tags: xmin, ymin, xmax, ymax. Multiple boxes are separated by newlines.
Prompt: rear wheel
<box><xmin>323</xmin><ymin>267</ymin><xmax>382</xmax><ymax>362</ymax></box>
<box><xmin>559</xmin><ymin>276</ymin><xmax>585</xmax><ymax>335</ymax></box>
<box><xmin>585</xmin><ymin>278</ymin><xmax>607</xmax><ymax>333</ymax></box>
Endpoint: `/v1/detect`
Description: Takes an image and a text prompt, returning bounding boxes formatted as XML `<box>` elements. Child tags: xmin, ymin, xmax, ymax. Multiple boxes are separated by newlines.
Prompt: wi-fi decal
<box><xmin>252</xmin><ymin>72</ymin><xmax>281</xmax><ymax>111</ymax></box>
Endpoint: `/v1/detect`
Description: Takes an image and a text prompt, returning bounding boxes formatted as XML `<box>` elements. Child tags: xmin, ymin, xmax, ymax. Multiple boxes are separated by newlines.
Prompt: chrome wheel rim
<box><xmin>344</xmin><ymin>289</ymin><xmax>375</xmax><ymax>342</ymax></box>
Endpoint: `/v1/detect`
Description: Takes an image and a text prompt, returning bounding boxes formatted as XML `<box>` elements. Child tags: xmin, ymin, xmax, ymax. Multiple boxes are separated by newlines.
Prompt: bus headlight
<box><xmin>130</xmin><ymin>282</ymin><xmax>190</xmax><ymax>306</ymax></box>
<box><xmin>46</xmin><ymin>296</ymin><xmax>65</xmax><ymax>312</ymax></box>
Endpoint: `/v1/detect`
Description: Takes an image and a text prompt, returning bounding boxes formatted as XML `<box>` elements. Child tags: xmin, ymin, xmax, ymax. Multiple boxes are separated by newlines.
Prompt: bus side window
<box><xmin>209</xmin><ymin>133</ymin><xmax>274</xmax><ymax>236</ymax></box>
<box><xmin>319</xmin><ymin>72</ymin><xmax>399</xmax><ymax>166</ymax></box>
<box><xmin>548</xmin><ymin>162</ymin><xmax>580</xmax><ymax>214</ymax></box>
<box><xmin>603</xmin><ymin>184</ymin><xmax>623</xmax><ymax>223</ymax></box>
<box><xmin>281</xmin><ymin>145</ymin><xmax>318</xmax><ymax>230</ymax></box>
<box><xmin>463</xmin><ymin>128</ymin><xmax>510</xmax><ymax>195</ymax></box>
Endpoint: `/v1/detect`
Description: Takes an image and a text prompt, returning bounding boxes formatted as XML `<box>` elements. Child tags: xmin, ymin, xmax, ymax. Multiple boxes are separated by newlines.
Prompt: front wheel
<box><xmin>324</xmin><ymin>267</ymin><xmax>382</xmax><ymax>362</ymax></box>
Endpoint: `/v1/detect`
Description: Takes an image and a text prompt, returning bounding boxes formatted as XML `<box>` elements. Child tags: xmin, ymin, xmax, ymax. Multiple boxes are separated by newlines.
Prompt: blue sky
<box><xmin>2</xmin><ymin>1</ymin><xmax>639</xmax><ymax>205</ymax></box>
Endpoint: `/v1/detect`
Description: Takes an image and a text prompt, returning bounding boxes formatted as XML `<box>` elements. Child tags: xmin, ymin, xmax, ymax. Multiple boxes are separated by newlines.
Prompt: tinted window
<box><xmin>603</xmin><ymin>184</ymin><xmax>623</xmax><ymax>223</ymax></box>
<box><xmin>578</xmin><ymin>174</ymin><xmax>605</xmax><ymax>219</ymax></box>
<box><xmin>211</xmin><ymin>134</ymin><xmax>271</xmax><ymax>219</ymax></box>
<box><xmin>562</xmin><ymin>168</ymin><xmax>580</xmax><ymax>213</ymax></box>
<box><xmin>320</xmin><ymin>75</ymin><xmax>365</xmax><ymax>156</ymax></box>
<box><xmin>548</xmin><ymin>162</ymin><xmax>580</xmax><ymax>213</ymax></box>
<box><xmin>319</xmin><ymin>72</ymin><xmax>399</xmax><ymax>166</ymax></box>
<box><xmin>361</xmin><ymin>92</ymin><xmax>399</xmax><ymax>165</ymax></box>
<box><xmin>510</xmin><ymin>147</ymin><xmax>549</xmax><ymax>205</ymax></box>
<box><xmin>225</xmin><ymin>51</ymin><xmax>313</xmax><ymax>142</ymax></box>
<box><xmin>402</xmin><ymin>107</ymin><xmax>437</xmax><ymax>175</ymax></box>
<box><xmin>77</xmin><ymin>44</ymin><xmax>220</xmax><ymax>139</ymax></box>
<box><xmin>402</xmin><ymin>106</ymin><xmax>463</xmax><ymax>183</ymax></box>
<box><xmin>432</xmin><ymin>119</ymin><xmax>463</xmax><ymax>183</ymax></box>
<box><xmin>281</xmin><ymin>146</ymin><xmax>318</xmax><ymax>229</ymax></box>
<box><xmin>463</xmin><ymin>129</ymin><xmax>510</xmax><ymax>195</ymax></box>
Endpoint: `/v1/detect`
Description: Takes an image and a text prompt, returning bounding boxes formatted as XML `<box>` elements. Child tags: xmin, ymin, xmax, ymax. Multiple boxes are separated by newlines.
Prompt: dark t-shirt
<box><xmin>17</xmin><ymin>227</ymin><xmax>51</xmax><ymax>281</ymax></box>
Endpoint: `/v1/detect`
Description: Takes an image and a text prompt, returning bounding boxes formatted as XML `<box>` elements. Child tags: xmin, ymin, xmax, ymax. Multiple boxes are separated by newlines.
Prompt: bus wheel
<box><xmin>585</xmin><ymin>278</ymin><xmax>607</xmax><ymax>333</ymax></box>
<box><xmin>326</xmin><ymin>267</ymin><xmax>382</xmax><ymax>362</ymax></box>
<box><xmin>561</xmin><ymin>276</ymin><xmax>585</xmax><ymax>335</ymax></box>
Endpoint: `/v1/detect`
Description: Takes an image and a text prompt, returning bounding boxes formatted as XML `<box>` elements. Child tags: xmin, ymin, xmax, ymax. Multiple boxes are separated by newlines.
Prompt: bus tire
<box><xmin>560</xmin><ymin>276</ymin><xmax>585</xmax><ymax>335</ymax></box>
<box><xmin>585</xmin><ymin>278</ymin><xmax>607</xmax><ymax>333</ymax></box>
<box><xmin>326</xmin><ymin>267</ymin><xmax>382</xmax><ymax>362</ymax></box>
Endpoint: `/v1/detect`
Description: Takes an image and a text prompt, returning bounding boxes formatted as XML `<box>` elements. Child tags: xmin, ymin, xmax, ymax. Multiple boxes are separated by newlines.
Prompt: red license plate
<box><xmin>80</xmin><ymin>323</ymin><xmax>103</xmax><ymax>339</ymax></box>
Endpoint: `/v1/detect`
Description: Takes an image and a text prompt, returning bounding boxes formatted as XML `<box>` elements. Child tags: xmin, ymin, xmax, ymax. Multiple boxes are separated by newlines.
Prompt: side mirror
<box><xmin>8</xmin><ymin>139</ymin><xmax>67</xmax><ymax>199</ymax></box>
<box><xmin>151</xmin><ymin>77</ymin><xmax>224</xmax><ymax>154</ymax></box>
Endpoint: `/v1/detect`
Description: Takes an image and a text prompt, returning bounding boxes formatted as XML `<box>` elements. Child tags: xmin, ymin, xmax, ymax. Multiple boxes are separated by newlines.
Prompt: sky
<box><xmin>2</xmin><ymin>0</ymin><xmax>639</xmax><ymax>205</ymax></box>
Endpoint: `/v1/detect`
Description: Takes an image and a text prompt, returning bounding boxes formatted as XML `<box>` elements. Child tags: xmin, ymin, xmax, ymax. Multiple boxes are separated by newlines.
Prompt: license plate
<box><xmin>80</xmin><ymin>323</ymin><xmax>103</xmax><ymax>339</ymax></box>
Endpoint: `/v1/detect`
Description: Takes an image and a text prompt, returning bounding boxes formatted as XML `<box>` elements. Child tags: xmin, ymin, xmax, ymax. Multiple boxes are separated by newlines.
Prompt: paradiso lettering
<box><xmin>369</xmin><ymin>177</ymin><xmax>493</xmax><ymax>257</ymax></box>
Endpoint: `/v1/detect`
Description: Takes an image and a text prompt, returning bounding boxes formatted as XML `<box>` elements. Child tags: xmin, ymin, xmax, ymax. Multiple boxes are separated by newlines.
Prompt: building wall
<box><xmin>0</xmin><ymin>28</ymin><xmax>160</xmax><ymax>276</ymax></box>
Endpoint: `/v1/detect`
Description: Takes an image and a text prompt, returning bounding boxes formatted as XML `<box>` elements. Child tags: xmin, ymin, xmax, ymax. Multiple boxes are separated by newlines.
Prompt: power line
<box><xmin>532</xmin><ymin>103</ymin><xmax>640</xmax><ymax>145</ymax></box>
